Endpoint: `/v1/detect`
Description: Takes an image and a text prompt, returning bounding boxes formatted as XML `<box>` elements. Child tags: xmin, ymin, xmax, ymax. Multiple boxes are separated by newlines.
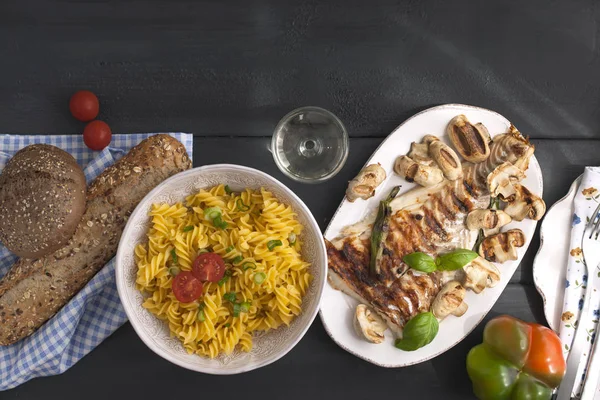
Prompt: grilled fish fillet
<box><xmin>326</xmin><ymin>130</ymin><xmax>534</xmax><ymax>335</ymax></box>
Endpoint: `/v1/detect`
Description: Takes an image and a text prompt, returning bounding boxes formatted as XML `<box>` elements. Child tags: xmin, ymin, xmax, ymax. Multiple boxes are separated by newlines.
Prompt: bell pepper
<box><xmin>466</xmin><ymin>315</ymin><xmax>566</xmax><ymax>400</ymax></box>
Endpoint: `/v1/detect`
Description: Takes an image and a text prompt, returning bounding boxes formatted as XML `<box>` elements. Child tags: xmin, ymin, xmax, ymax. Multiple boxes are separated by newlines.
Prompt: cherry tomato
<box><xmin>172</xmin><ymin>271</ymin><xmax>204</xmax><ymax>303</ymax></box>
<box><xmin>192</xmin><ymin>253</ymin><xmax>226</xmax><ymax>282</ymax></box>
<box><xmin>83</xmin><ymin>120</ymin><xmax>112</xmax><ymax>150</ymax></box>
<box><xmin>69</xmin><ymin>90</ymin><xmax>99</xmax><ymax>122</ymax></box>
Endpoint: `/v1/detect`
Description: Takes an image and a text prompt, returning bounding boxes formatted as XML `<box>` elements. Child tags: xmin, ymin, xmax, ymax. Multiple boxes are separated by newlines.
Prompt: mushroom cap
<box><xmin>432</xmin><ymin>281</ymin><xmax>467</xmax><ymax>319</ymax></box>
<box><xmin>429</xmin><ymin>140</ymin><xmax>463</xmax><ymax>181</ymax></box>
<box><xmin>423</xmin><ymin>134</ymin><xmax>440</xmax><ymax>145</ymax></box>
<box><xmin>503</xmin><ymin>184</ymin><xmax>546</xmax><ymax>221</ymax></box>
<box><xmin>487</xmin><ymin>162</ymin><xmax>526</xmax><ymax>199</ymax></box>
<box><xmin>466</xmin><ymin>209</ymin><xmax>512</xmax><ymax>231</ymax></box>
<box><xmin>353</xmin><ymin>304</ymin><xmax>388</xmax><ymax>344</ymax></box>
<box><xmin>462</xmin><ymin>257</ymin><xmax>501</xmax><ymax>294</ymax></box>
<box><xmin>479</xmin><ymin>229</ymin><xmax>525</xmax><ymax>263</ymax></box>
<box><xmin>408</xmin><ymin>142</ymin><xmax>432</xmax><ymax>165</ymax></box>
<box><xmin>446</xmin><ymin>115</ymin><xmax>491</xmax><ymax>163</ymax></box>
<box><xmin>346</xmin><ymin>163</ymin><xmax>386</xmax><ymax>202</ymax></box>
<box><xmin>394</xmin><ymin>155</ymin><xmax>444</xmax><ymax>187</ymax></box>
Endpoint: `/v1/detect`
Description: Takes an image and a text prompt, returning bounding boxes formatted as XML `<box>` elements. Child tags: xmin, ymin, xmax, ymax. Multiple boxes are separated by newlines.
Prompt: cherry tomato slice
<box><xmin>69</xmin><ymin>90</ymin><xmax>99</xmax><ymax>122</ymax></box>
<box><xmin>192</xmin><ymin>253</ymin><xmax>226</xmax><ymax>282</ymax></box>
<box><xmin>83</xmin><ymin>120</ymin><xmax>112</xmax><ymax>151</ymax></box>
<box><xmin>172</xmin><ymin>271</ymin><xmax>203</xmax><ymax>303</ymax></box>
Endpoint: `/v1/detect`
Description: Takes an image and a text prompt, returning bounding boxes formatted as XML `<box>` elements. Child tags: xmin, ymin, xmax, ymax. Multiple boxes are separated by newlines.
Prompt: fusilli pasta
<box><xmin>136</xmin><ymin>185</ymin><xmax>312</xmax><ymax>358</ymax></box>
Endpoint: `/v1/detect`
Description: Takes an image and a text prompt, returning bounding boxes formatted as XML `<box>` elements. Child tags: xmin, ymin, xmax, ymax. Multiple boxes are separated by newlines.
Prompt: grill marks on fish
<box><xmin>328</xmin><ymin>239</ymin><xmax>377</xmax><ymax>293</ymax></box>
<box><xmin>329</xmin><ymin>180</ymin><xmax>483</xmax><ymax>329</ymax></box>
<box><xmin>402</xmin><ymin>213</ymin><xmax>437</xmax><ymax>254</ymax></box>
<box><xmin>451</xmin><ymin>189</ymin><xmax>469</xmax><ymax>213</ymax></box>
<box><xmin>328</xmin><ymin>239</ymin><xmax>440</xmax><ymax>329</ymax></box>
<box><xmin>327</xmin><ymin>132</ymin><xmax>535</xmax><ymax>332</ymax></box>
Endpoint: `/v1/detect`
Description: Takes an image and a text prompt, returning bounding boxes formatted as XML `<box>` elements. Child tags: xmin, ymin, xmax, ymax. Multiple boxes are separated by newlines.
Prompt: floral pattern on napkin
<box><xmin>559</xmin><ymin>168</ymin><xmax>600</xmax><ymax>397</ymax></box>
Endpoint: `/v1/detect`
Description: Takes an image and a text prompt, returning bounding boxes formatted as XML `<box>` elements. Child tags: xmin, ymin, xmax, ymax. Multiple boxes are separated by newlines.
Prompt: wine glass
<box><xmin>271</xmin><ymin>106</ymin><xmax>349</xmax><ymax>184</ymax></box>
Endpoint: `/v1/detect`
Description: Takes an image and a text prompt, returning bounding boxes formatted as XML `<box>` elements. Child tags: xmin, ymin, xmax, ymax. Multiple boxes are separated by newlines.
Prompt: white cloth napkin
<box><xmin>558</xmin><ymin>166</ymin><xmax>600</xmax><ymax>398</ymax></box>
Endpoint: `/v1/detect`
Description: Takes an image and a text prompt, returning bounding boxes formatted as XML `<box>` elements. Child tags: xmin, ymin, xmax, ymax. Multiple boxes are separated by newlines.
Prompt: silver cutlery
<box><xmin>556</xmin><ymin>203</ymin><xmax>600</xmax><ymax>400</ymax></box>
<box><xmin>580</xmin><ymin>322</ymin><xmax>600</xmax><ymax>399</ymax></box>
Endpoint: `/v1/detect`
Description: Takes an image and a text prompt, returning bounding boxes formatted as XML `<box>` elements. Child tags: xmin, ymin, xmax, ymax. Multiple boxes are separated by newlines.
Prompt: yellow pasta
<box><xmin>136</xmin><ymin>185</ymin><xmax>312</xmax><ymax>358</ymax></box>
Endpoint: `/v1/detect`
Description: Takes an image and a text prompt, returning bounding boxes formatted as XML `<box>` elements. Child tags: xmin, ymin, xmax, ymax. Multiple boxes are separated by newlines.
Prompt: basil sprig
<box><xmin>395</xmin><ymin>312</ymin><xmax>439</xmax><ymax>351</ymax></box>
<box><xmin>402</xmin><ymin>249</ymin><xmax>478</xmax><ymax>273</ymax></box>
<box><xmin>402</xmin><ymin>252</ymin><xmax>436</xmax><ymax>273</ymax></box>
<box><xmin>436</xmin><ymin>249</ymin><xmax>478</xmax><ymax>271</ymax></box>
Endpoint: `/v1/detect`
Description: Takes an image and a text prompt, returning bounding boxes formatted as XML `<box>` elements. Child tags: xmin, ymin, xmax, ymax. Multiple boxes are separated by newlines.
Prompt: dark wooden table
<box><xmin>1</xmin><ymin>0</ymin><xmax>599</xmax><ymax>398</ymax></box>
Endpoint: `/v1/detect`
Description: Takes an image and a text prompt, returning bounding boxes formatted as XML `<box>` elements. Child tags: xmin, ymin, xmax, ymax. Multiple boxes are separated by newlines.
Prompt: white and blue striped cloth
<box><xmin>0</xmin><ymin>133</ymin><xmax>193</xmax><ymax>391</ymax></box>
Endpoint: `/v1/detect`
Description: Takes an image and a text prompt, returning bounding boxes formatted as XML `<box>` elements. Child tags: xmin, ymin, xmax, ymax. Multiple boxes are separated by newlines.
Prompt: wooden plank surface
<box><xmin>3</xmin><ymin>284</ymin><xmax>545</xmax><ymax>400</ymax></box>
<box><xmin>1</xmin><ymin>0</ymin><xmax>598</xmax><ymax>398</ymax></box>
<box><xmin>193</xmin><ymin>136</ymin><xmax>599</xmax><ymax>285</ymax></box>
<box><xmin>0</xmin><ymin>0</ymin><xmax>598</xmax><ymax>138</ymax></box>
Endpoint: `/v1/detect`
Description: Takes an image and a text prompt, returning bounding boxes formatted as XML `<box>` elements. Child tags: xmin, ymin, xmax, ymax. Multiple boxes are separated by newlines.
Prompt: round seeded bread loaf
<box><xmin>0</xmin><ymin>144</ymin><xmax>86</xmax><ymax>259</ymax></box>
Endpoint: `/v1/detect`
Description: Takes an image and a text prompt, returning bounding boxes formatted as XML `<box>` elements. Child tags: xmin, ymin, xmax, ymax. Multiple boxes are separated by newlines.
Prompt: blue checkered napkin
<box><xmin>0</xmin><ymin>133</ymin><xmax>193</xmax><ymax>391</ymax></box>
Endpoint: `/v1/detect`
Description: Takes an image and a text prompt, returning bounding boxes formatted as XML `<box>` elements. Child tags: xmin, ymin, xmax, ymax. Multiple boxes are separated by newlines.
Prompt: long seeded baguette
<box><xmin>0</xmin><ymin>134</ymin><xmax>192</xmax><ymax>345</ymax></box>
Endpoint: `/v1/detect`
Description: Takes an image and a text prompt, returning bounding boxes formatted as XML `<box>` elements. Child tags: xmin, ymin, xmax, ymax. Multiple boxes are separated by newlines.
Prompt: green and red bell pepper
<box><xmin>467</xmin><ymin>315</ymin><xmax>566</xmax><ymax>400</ymax></box>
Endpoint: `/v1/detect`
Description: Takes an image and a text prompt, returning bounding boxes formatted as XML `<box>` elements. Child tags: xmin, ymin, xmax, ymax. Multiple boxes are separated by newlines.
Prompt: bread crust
<box><xmin>0</xmin><ymin>135</ymin><xmax>192</xmax><ymax>345</ymax></box>
<box><xmin>0</xmin><ymin>144</ymin><xmax>86</xmax><ymax>258</ymax></box>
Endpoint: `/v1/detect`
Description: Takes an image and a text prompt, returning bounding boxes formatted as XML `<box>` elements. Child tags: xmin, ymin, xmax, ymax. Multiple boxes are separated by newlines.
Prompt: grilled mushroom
<box><xmin>508</xmin><ymin>125</ymin><xmax>536</xmax><ymax>171</ymax></box>
<box><xmin>479</xmin><ymin>229</ymin><xmax>526</xmax><ymax>263</ymax></box>
<box><xmin>353</xmin><ymin>304</ymin><xmax>388</xmax><ymax>344</ymax></box>
<box><xmin>487</xmin><ymin>162</ymin><xmax>526</xmax><ymax>199</ymax></box>
<box><xmin>466</xmin><ymin>209</ymin><xmax>512</xmax><ymax>231</ymax></box>
<box><xmin>503</xmin><ymin>184</ymin><xmax>546</xmax><ymax>221</ymax></box>
<box><xmin>446</xmin><ymin>115</ymin><xmax>491</xmax><ymax>163</ymax></box>
<box><xmin>346</xmin><ymin>163</ymin><xmax>386</xmax><ymax>202</ymax></box>
<box><xmin>394</xmin><ymin>155</ymin><xmax>444</xmax><ymax>187</ymax></box>
<box><xmin>407</xmin><ymin>141</ymin><xmax>433</xmax><ymax>165</ymax></box>
<box><xmin>461</xmin><ymin>257</ymin><xmax>501</xmax><ymax>294</ymax></box>
<box><xmin>427</xmin><ymin>136</ymin><xmax>463</xmax><ymax>181</ymax></box>
<box><xmin>423</xmin><ymin>134</ymin><xmax>439</xmax><ymax>145</ymax></box>
<box><xmin>432</xmin><ymin>281</ymin><xmax>468</xmax><ymax>319</ymax></box>
<box><xmin>474</xmin><ymin>123</ymin><xmax>492</xmax><ymax>144</ymax></box>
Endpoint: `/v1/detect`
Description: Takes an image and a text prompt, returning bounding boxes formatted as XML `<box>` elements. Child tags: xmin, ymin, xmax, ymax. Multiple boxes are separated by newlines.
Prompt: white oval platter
<box><xmin>533</xmin><ymin>175</ymin><xmax>581</xmax><ymax>331</ymax></box>
<box><xmin>319</xmin><ymin>104</ymin><xmax>543</xmax><ymax>367</ymax></box>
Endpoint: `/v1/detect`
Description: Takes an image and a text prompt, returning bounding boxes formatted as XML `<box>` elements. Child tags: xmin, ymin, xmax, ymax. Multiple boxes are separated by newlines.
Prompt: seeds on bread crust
<box><xmin>0</xmin><ymin>144</ymin><xmax>86</xmax><ymax>259</ymax></box>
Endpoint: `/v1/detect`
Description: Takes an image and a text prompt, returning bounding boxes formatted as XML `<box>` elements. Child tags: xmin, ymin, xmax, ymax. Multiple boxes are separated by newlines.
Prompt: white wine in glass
<box><xmin>271</xmin><ymin>107</ymin><xmax>349</xmax><ymax>183</ymax></box>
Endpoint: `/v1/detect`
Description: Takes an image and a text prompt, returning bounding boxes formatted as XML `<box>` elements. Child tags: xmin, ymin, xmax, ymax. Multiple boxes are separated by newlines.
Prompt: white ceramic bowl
<box><xmin>115</xmin><ymin>164</ymin><xmax>327</xmax><ymax>374</ymax></box>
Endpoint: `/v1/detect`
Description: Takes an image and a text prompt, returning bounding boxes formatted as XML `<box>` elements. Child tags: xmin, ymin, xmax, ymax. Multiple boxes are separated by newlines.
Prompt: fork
<box><xmin>556</xmin><ymin>203</ymin><xmax>600</xmax><ymax>400</ymax></box>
